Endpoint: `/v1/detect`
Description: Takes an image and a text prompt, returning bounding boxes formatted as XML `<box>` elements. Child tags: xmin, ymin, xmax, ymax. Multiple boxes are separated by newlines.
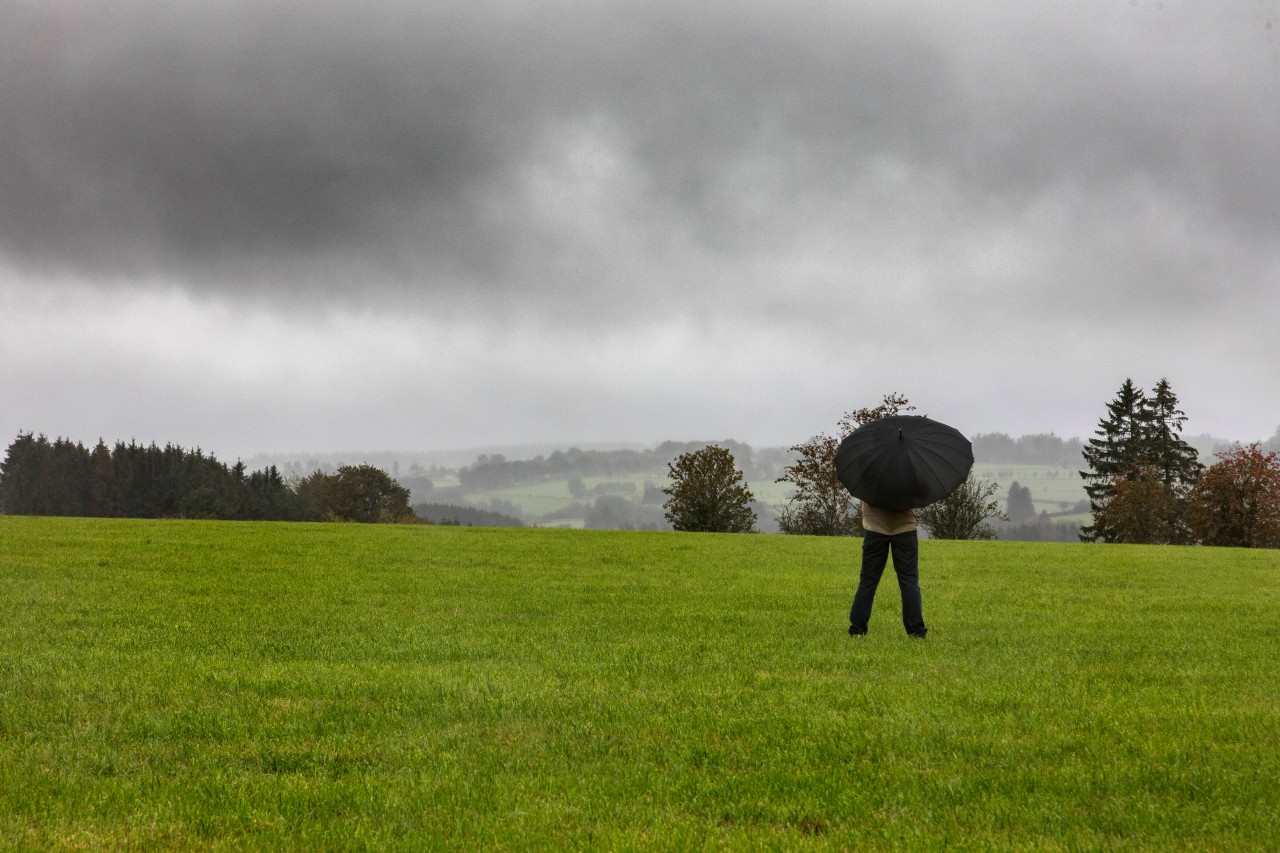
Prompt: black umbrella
<box><xmin>835</xmin><ymin>415</ymin><xmax>974</xmax><ymax>512</ymax></box>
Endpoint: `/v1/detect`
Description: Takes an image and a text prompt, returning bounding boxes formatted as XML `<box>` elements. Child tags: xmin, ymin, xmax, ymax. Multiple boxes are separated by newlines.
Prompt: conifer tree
<box><xmin>89</xmin><ymin>439</ymin><xmax>115</xmax><ymax>516</ymax></box>
<box><xmin>1005</xmin><ymin>481</ymin><xmax>1036</xmax><ymax>523</ymax></box>
<box><xmin>1142</xmin><ymin>380</ymin><xmax>1201</xmax><ymax>485</ymax></box>
<box><xmin>1080</xmin><ymin>379</ymin><xmax>1147</xmax><ymax>541</ymax></box>
<box><xmin>0</xmin><ymin>433</ymin><xmax>50</xmax><ymax>515</ymax></box>
<box><xmin>1140</xmin><ymin>378</ymin><xmax>1202</xmax><ymax>542</ymax></box>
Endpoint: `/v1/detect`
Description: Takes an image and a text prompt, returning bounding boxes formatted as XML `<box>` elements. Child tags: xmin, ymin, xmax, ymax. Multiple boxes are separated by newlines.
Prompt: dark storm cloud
<box><xmin>3</xmin><ymin>1</ymin><xmax>512</xmax><ymax>277</ymax></box>
<box><xmin>3</xmin><ymin>0</ymin><xmax>1278</xmax><ymax>314</ymax></box>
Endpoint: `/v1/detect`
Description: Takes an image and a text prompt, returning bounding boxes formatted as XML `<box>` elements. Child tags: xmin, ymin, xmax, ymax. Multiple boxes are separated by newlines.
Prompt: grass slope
<box><xmin>1</xmin><ymin>517</ymin><xmax>1277</xmax><ymax>850</ymax></box>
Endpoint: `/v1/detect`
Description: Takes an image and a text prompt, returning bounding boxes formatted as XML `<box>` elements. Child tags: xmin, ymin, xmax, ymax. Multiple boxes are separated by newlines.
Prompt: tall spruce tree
<box><xmin>1142</xmin><ymin>379</ymin><xmax>1201</xmax><ymax>489</ymax></box>
<box><xmin>1141</xmin><ymin>378</ymin><xmax>1202</xmax><ymax>542</ymax></box>
<box><xmin>1080</xmin><ymin>379</ymin><xmax>1148</xmax><ymax>542</ymax></box>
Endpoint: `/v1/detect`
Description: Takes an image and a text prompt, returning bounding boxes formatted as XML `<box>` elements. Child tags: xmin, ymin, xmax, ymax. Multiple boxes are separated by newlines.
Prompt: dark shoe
<box><xmin>848</xmin><ymin>626</ymin><xmax>867</xmax><ymax>636</ymax></box>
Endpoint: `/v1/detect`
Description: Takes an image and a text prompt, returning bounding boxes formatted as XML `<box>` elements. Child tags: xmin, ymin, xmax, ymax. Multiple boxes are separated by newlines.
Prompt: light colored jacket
<box><xmin>862</xmin><ymin>503</ymin><xmax>917</xmax><ymax>535</ymax></box>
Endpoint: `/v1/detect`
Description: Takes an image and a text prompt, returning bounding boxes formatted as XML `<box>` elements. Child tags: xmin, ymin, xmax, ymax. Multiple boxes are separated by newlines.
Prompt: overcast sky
<box><xmin>3</xmin><ymin>0</ymin><xmax>1279</xmax><ymax>460</ymax></box>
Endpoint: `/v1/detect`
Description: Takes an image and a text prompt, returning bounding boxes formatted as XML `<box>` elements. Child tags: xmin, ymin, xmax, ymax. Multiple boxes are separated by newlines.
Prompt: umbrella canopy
<box><xmin>835</xmin><ymin>415</ymin><xmax>974</xmax><ymax>512</ymax></box>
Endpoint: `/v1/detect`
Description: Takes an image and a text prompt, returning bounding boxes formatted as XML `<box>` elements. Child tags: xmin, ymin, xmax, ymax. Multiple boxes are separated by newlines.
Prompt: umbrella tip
<box><xmin>898</xmin><ymin>429</ymin><xmax>903</xmax><ymax>439</ymax></box>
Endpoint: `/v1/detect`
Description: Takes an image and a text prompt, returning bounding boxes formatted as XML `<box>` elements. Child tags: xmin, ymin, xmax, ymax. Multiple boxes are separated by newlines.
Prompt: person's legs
<box><xmin>849</xmin><ymin>532</ymin><xmax>891</xmax><ymax>634</ymax></box>
<box><xmin>888</xmin><ymin>531</ymin><xmax>926</xmax><ymax>636</ymax></box>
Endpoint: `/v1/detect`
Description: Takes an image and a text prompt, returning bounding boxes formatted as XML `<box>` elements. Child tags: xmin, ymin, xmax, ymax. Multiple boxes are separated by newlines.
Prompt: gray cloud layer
<box><xmin>6</xmin><ymin>2</ymin><xmax>1278</xmax><ymax>310</ymax></box>
<box><xmin>4</xmin><ymin>1</ymin><xmax>1279</xmax><ymax>450</ymax></box>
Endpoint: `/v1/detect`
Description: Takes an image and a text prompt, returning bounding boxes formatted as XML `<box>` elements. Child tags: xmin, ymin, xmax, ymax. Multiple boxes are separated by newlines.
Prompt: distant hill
<box><xmin>243</xmin><ymin>443</ymin><xmax>651</xmax><ymax>476</ymax></box>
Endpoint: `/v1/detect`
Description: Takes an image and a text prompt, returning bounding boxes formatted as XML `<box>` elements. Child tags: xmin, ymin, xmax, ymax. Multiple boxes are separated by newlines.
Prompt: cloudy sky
<box><xmin>3</xmin><ymin>0</ymin><xmax>1278</xmax><ymax>459</ymax></box>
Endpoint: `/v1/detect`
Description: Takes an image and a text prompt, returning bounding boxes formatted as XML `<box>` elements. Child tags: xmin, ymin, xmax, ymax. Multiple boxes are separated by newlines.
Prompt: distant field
<box><xmin>487</xmin><ymin>475</ymin><xmax>659</xmax><ymax>518</ymax></box>
<box><xmin>460</xmin><ymin>474</ymin><xmax>792</xmax><ymax>529</ymax></box>
<box><xmin>971</xmin><ymin>464</ymin><xmax>1088</xmax><ymax>515</ymax></box>
<box><xmin>3</xmin><ymin>517</ymin><xmax>1276</xmax><ymax>850</ymax></box>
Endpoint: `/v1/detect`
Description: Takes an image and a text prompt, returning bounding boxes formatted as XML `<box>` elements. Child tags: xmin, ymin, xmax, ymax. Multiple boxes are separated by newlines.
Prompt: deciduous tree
<box><xmin>293</xmin><ymin>464</ymin><xmax>414</xmax><ymax>523</ymax></box>
<box><xmin>774</xmin><ymin>433</ymin><xmax>859</xmax><ymax>536</ymax></box>
<box><xmin>837</xmin><ymin>392</ymin><xmax>915</xmax><ymax>436</ymax></box>
<box><xmin>662</xmin><ymin>445</ymin><xmax>756</xmax><ymax>533</ymax></box>
<box><xmin>1089</xmin><ymin>464</ymin><xmax>1178</xmax><ymax>544</ymax></box>
<box><xmin>1187</xmin><ymin>443</ymin><xmax>1280</xmax><ymax>548</ymax></box>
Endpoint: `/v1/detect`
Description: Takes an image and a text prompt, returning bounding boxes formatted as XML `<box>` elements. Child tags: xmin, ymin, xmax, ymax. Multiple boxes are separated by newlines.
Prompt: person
<box><xmin>848</xmin><ymin>502</ymin><xmax>927</xmax><ymax>638</ymax></box>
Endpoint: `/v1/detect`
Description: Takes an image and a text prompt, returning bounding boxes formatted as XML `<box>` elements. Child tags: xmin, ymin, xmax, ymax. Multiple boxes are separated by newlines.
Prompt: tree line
<box><xmin>456</xmin><ymin>441</ymin><xmax>788</xmax><ymax>492</ymax></box>
<box><xmin>970</xmin><ymin>433</ymin><xmax>1084</xmax><ymax>467</ymax></box>
<box><xmin>411</xmin><ymin>503</ymin><xmax>524</xmax><ymax>527</ymax></box>
<box><xmin>0</xmin><ymin>433</ymin><xmax>413</xmax><ymax>523</ymax></box>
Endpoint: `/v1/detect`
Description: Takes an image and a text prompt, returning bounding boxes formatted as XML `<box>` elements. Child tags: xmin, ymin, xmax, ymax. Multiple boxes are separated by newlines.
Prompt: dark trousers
<box><xmin>849</xmin><ymin>530</ymin><xmax>926</xmax><ymax>636</ymax></box>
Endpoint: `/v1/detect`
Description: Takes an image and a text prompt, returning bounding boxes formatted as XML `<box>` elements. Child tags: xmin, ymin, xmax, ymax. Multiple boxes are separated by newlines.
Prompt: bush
<box><xmin>916</xmin><ymin>474</ymin><xmax>1006</xmax><ymax>540</ymax></box>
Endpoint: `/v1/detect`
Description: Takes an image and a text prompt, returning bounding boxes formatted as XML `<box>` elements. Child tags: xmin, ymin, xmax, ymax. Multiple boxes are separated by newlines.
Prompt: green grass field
<box><xmin>2</xmin><ymin>517</ymin><xmax>1277</xmax><ymax>850</ymax></box>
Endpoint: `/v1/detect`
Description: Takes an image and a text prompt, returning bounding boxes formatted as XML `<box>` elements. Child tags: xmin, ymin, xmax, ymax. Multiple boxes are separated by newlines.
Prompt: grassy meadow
<box><xmin>1</xmin><ymin>516</ymin><xmax>1277</xmax><ymax>850</ymax></box>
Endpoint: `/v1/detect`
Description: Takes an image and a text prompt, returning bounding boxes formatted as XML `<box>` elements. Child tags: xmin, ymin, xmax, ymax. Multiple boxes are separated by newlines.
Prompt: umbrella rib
<box><xmin>903</xmin><ymin>435</ymin><xmax>973</xmax><ymax>504</ymax></box>
<box><xmin>911</xmin><ymin>446</ymin><xmax>972</xmax><ymax>484</ymax></box>
<box><xmin>912</xmin><ymin>443</ymin><xmax>972</xmax><ymax>473</ymax></box>
<box><xmin>904</xmin><ymin>445</ymin><xmax>950</xmax><ymax>498</ymax></box>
